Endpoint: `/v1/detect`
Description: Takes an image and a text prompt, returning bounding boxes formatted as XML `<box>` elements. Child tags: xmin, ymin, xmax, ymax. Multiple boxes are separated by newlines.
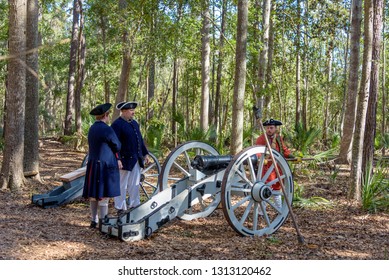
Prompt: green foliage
<box><xmin>375</xmin><ymin>132</ymin><xmax>389</xmax><ymax>152</ymax></box>
<box><xmin>284</xmin><ymin>122</ymin><xmax>321</xmax><ymax>155</ymax></box>
<box><xmin>362</xmin><ymin>161</ymin><xmax>389</xmax><ymax>213</ymax></box>
<box><xmin>145</xmin><ymin>119</ymin><xmax>166</xmax><ymax>158</ymax></box>
<box><xmin>293</xmin><ymin>182</ymin><xmax>333</xmax><ymax>209</ymax></box>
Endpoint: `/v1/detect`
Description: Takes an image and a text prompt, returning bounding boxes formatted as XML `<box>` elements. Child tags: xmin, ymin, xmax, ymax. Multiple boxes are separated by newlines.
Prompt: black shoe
<box><xmin>117</xmin><ymin>209</ymin><xmax>125</xmax><ymax>216</ymax></box>
<box><xmin>90</xmin><ymin>221</ymin><xmax>98</xmax><ymax>228</ymax></box>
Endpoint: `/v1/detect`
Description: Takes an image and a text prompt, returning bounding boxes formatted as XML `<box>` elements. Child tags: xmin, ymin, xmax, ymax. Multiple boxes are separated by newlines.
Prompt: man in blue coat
<box><xmin>111</xmin><ymin>101</ymin><xmax>149</xmax><ymax>212</ymax></box>
<box><xmin>82</xmin><ymin>103</ymin><xmax>122</xmax><ymax>228</ymax></box>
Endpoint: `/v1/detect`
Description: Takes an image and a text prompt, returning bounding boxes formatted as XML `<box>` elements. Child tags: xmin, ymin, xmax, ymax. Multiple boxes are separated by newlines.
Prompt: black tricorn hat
<box><xmin>263</xmin><ymin>118</ymin><xmax>283</xmax><ymax>126</ymax></box>
<box><xmin>116</xmin><ymin>101</ymin><xmax>138</xmax><ymax>110</ymax></box>
<box><xmin>90</xmin><ymin>103</ymin><xmax>112</xmax><ymax>116</ymax></box>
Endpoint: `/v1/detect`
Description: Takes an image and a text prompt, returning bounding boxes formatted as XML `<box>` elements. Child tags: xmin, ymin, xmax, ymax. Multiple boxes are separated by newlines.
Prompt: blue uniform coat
<box><xmin>82</xmin><ymin>121</ymin><xmax>121</xmax><ymax>199</ymax></box>
<box><xmin>111</xmin><ymin>117</ymin><xmax>148</xmax><ymax>171</ymax></box>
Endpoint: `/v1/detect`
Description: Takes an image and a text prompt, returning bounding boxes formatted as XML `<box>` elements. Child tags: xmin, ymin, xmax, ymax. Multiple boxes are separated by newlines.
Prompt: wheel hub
<box><xmin>251</xmin><ymin>181</ymin><xmax>273</xmax><ymax>202</ymax></box>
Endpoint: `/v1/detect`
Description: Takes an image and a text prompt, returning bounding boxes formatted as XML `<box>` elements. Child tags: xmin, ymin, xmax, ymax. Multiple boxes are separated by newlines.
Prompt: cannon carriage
<box><xmin>99</xmin><ymin>141</ymin><xmax>294</xmax><ymax>241</ymax></box>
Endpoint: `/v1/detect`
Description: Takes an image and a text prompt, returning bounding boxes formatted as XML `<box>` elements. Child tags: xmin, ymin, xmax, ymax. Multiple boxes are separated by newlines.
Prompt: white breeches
<box><xmin>114</xmin><ymin>161</ymin><xmax>141</xmax><ymax>210</ymax></box>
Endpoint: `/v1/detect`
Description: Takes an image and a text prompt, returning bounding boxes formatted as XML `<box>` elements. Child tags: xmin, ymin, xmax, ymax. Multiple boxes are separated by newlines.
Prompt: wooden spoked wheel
<box><xmin>221</xmin><ymin>145</ymin><xmax>294</xmax><ymax>236</ymax></box>
<box><xmin>158</xmin><ymin>141</ymin><xmax>221</xmax><ymax>220</ymax></box>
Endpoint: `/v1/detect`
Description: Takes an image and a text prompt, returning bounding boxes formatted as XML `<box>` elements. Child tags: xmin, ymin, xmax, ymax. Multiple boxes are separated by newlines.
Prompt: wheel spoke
<box><xmin>239</xmin><ymin>200</ymin><xmax>254</xmax><ymax>226</ymax></box>
<box><xmin>172</xmin><ymin>161</ymin><xmax>191</xmax><ymax>177</ymax></box>
<box><xmin>253</xmin><ymin>202</ymin><xmax>259</xmax><ymax>231</ymax></box>
<box><xmin>246</xmin><ymin>156</ymin><xmax>256</xmax><ymax>182</ymax></box>
<box><xmin>236</xmin><ymin>169</ymin><xmax>254</xmax><ymax>187</ymax></box>
<box><xmin>143</xmin><ymin>180</ymin><xmax>157</xmax><ymax>189</ymax></box>
<box><xmin>231</xmin><ymin>195</ymin><xmax>251</xmax><ymax>210</ymax></box>
<box><xmin>183</xmin><ymin>150</ymin><xmax>192</xmax><ymax>170</ymax></box>
<box><xmin>142</xmin><ymin>163</ymin><xmax>156</xmax><ymax>173</ymax></box>
<box><xmin>261</xmin><ymin>163</ymin><xmax>275</xmax><ymax>182</ymax></box>
<box><xmin>266</xmin><ymin>174</ymin><xmax>286</xmax><ymax>186</ymax></box>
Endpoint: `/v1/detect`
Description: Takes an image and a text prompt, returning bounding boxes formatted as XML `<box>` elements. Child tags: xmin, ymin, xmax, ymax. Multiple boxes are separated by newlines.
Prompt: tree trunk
<box><xmin>349</xmin><ymin>0</ymin><xmax>373</xmax><ymax>202</ymax></box>
<box><xmin>264</xmin><ymin>2</ymin><xmax>275</xmax><ymax>113</ymax></box>
<box><xmin>323</xmin><ymin>38</ymin><xmax>334</xmax><ymax>142</ymax></box>
<box><xmin>200</xmin><ymin>1</ymin><xmax>210</xmax><ymax>132</ymax></box>
<box><xmin>231</xmin><ymin>0</ymin><xmax>248</xmax><ymax>155</ymax></box>
<box><xmin>75</xmin><ymin>0</ymin><xmax>85</xmax><ymax>136</ymax></box>
<box><xmin>338</xmin><ymin>0</ymin><xmax>363</xmax><ymax>164</ymax></box>
<box><xmin>382</xmin><ymin>19</ymin><xmax>386</xmax><ymax>157</ymax></box>
<box><xmin>215</xmin><ymin>0</ymin><xmax>227</xmax><ymax>146</ymax></box>
<box><xmin>295</xmin><ymin>0</ymin><xmax>301</xmax><ymax>126</ymax></box>
<box><xmin>256</xmin><ymin>0</ymin><xmax>271</xmax><ymax>104</ymax></box>
<box><xmin>302</xmin><ymin>0</ymin><xmax>309</xmax><ymax>130</ymax></box>
<box><xmin>24</xmin><ymin>0</ymin><xmax>40</xmax><ymax>179</ymax></box>
<box><xmin>340</xmin><ymin>4</ymin><xmax>352</xmax><ymax>137</ymax></box>
<box><xmin>64</xmin><ymin>0</ymin><xmax>80</xmax><ymax>135</ymax></box>
<box><xmin>148</xmin><ymin>55</ymin><xmax>155</xmax><ymax>120</ymax></box>
<box><xmin>100</xmin><ymin>12</ymin><xmax>110</xmax><ymax>103</ymax></box>
<box><xmin>362</xmin><ymin>0</ymin><xmax>384</xmax><ymax>173</ymax></box>
<box><xmin>172</xmin><ymin>59</ymin><xmax>178</xmax><ymax>147</ymax></box>
<box><xmin>113</xmin><ymin>0</ymin><xmax>132</xmax><ymax>121</ymax></box>
<box><xmin>113</xmin><ymin>31</ymin><xmax>132</xmax><ymax>121</ymax></box>
<box><xmin>1</xmin><ymin>0</ymin><xmax>27</xmax><ymax>191</ymax></box>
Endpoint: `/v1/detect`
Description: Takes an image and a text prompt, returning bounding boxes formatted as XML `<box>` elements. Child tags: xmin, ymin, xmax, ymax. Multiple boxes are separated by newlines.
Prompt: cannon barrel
<box><xmin>191</xmin><ymin>155</ymin><xmax>233</xmax><ymax>174</ymax></box>
<box><xmin>191</xmin><ymin>154</ymin><xmax>258</xmax><ymax>175</ymax></box>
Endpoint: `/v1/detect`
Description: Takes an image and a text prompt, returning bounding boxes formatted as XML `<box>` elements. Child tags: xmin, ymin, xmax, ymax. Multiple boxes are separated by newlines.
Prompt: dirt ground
<box><xmin>0</xmin><ymin>138</ymin><xmax>388</xmax><ymax>260</ymax></box>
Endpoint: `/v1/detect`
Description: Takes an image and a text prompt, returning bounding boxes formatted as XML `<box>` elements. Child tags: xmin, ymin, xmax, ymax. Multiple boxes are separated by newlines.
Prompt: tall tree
<box><xmin>1</xmin><ymin>0</ymin><xmax>27</xmax><ymax>191</ymax></box>
<box><xmin>257</xmin><ymin>0</ymin><xmax>271</xmax><ymax>105</ymax></box>
<box><xmin>362</xmin><ymin>0</ymin><xmax>384</xmax><ymax>172</ymax></box>
<box><xmin>349</xmin><ymin>0</ymin><xmax>373</xmax><ymax>201</ymax></box>
<box><xmin>113</xmin><ymin>0</ymin><xmax>132</xmax><ymax>121</ymax></box>
<box><xmin>64</xmin><ymin>0</ymin><xmax>80</xmax><ymax>135</ymax></box>
<box><xmin>381</xmin><ymin>19</ymin><xmax>386</xmax><ymax>156</ymax></box>
<box><xmin>338</xmin><ymin>0</ymin><xmax>363</xmax><ymax>164</ymax></box>
<box><xmin>24</xmin><ymin>0</ymin><xmax>39</xmax><ymax>179</ymax></box>
<box><xmin>200</xmin><ymin>0</ymin><xmax>211</xmax><ymax>132</ymax></box>
<box><xmin>231</xmin><ymin>0</ymin><xmax>248</xmax><ymax>155</ymax></box>
<box><xmin>215</xmin><ymin>0</ymin><xmax>228</xmax><ymax>145</ymax></box>
<box><xmin>295</xmin><ymin>0</ymin><xmax>301</xmax><ymax>126</ymax></box>
<box><xmin>75</xmin><ymin>0</ymin><xmax>85</xmax><ymax>136</ymax></box>
<box><xmin>323</xmin><ymin>37</ymin><xmax>334</xmax><ymax>141</ymax></box>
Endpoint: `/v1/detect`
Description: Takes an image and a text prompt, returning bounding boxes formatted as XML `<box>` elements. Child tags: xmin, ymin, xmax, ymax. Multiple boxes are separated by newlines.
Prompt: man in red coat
<box><xmin>255</xmin><ymin>119</ymin><xmax>294</xmax><ymax>209</ymax></box>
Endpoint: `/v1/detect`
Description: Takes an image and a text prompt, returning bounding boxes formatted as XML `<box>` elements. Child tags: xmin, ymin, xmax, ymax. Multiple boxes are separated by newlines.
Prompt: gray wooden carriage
<box><xmin>99</xmin><ymin>141</ymin><xmax>294</xmax><ymax>241</ymax></box>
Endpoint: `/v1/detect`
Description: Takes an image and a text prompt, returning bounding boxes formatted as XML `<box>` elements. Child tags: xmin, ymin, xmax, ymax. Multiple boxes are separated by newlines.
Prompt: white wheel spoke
<box><xmin>236</xmin><ymin>169</ymin><xmax>254</xmax><ymax>187</ymax></box>
<box><xmin>253</xmin><ymin>202</ymin><xmax>259</xmax><ymax>231</ymax></box>
<box><xmin>266</xmin><ymin>174</ymin><xmax>286</xmax><ymax>186</ymax></box>
<box><xmin>183</xmin><ymin>150</ymin><xmax>192</xmax><ymax>170</ymax></box>
<box><xmin>261</xmin><ymin>163</ymin><xmax>274</xmax><ymax>182</ymax></box>
<box><xmin>245</xmin><ymin>155</ymin><xmax>256</xmax><ymax>182</ymax></box>
<box><xmin>239</xmin><ymin>200</ymin><xmax>254</xmax><ymax>226</ymax></box>
<box><xmin>173</xmin><ymin>161</ymin><xmax>191</xmax><ymax>177</ymax></box>
<box><xmin>231</xmin><ymin>195</ymin><xmax>251</xmax><ymax>210</ymax></box>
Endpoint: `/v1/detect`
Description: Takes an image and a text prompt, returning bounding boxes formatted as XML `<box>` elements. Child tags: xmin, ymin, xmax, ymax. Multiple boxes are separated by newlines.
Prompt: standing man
<box><xmin>255</xmin><ymin>118</ymin><xmax>295</xmax><ymax>208</ymax></box>
<box><xmin>111</xmin><ymin>101</ymin><xmax>149</xmax><ymax>213</ymax></box>
<box><xmin>82</xmin><ymin>103</ymin><xmax>122</xmax><ymax>228</ymax></box>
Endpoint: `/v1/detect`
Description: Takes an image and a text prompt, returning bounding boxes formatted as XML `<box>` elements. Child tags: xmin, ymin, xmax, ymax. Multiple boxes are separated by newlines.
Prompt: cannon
<box><xmin>99</xmin><ymin>141</ymin><xmax>294</xmax><ymax>241</ymax></box>
<box><xmin>31</xmin><ymin>152</ymin><xmax>161</xmax><ymax>208</ymax></box>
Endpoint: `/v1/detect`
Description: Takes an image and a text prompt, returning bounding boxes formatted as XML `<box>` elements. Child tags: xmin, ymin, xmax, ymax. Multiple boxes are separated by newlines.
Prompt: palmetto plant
<box><xmin>284</xmin><ymin>122</ymin><xmax>321</xmax><ymax>155</ymax></box>
<box><xmin>362</xmin><ymin>161</ymin><xmax>389</xmax><ymax>213</ymax></box>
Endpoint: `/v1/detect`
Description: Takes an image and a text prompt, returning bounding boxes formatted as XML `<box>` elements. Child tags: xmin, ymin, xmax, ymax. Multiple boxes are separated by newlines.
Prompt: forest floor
<box><xmin>0</xmin><ymin>137</ymin><xmax>388</xmax><ymax>260</ymax></box>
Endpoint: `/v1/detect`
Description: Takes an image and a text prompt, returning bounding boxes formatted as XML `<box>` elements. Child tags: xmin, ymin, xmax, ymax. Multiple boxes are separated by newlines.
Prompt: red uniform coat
<box><xmin>255</xmin><ymin>134</ymin><xmax>292</xmax><ymax>190</ymax></box>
